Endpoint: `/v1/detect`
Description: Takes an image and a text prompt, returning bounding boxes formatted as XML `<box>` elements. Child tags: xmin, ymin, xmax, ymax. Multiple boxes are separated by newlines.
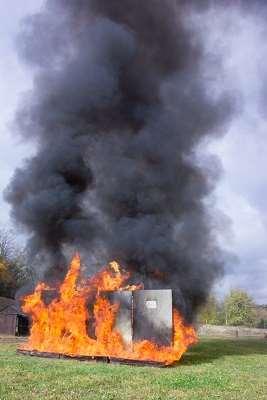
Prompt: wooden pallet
<box><xmin>17</xmin><ymin>349</ymin><xmax>169</xmax><ymax>367</ymax></box>
<box><xmin>17</xmin><ymin>349</ymin><xmax>108</xmax><ymax>363</ymax></box>
<box><xmin>109</xmin><ymin>356</ymin><xmax>168</xmax><ymax>367</ymax></box>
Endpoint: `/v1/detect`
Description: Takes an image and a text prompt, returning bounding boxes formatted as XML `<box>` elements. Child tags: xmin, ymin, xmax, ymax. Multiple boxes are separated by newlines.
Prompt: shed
<box><xmin>0</xmin><ymin>297</ymin><xmax>29</xmax><ymax>336</ymax></box>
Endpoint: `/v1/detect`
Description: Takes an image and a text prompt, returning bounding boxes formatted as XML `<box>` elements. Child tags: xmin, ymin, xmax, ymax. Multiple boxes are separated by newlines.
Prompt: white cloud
<box><xmin>196</xmin><ymin>5</ymin><xmax>267</xmax><ymax>303</ymax></box>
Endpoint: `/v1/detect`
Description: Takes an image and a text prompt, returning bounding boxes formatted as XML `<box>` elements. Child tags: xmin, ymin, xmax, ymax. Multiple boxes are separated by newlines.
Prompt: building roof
<box><xmin>0</xmin><ymin>296</ymin><xmax>23</xmax><ymax>315</ymax></box>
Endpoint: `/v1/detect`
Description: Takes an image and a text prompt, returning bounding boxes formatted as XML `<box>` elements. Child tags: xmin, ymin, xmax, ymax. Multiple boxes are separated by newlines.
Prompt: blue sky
<box><xmin>0</xmin><ymin>1</ymin><xmax>266</xmax><ymax>303</ymax></box>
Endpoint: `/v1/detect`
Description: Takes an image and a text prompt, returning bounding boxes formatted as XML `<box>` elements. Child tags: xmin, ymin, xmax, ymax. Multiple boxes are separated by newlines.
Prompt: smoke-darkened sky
<box><xmin>0</xmin><ymin>1</ymin><xmax>266</xmax><ymax>304</ymax></box>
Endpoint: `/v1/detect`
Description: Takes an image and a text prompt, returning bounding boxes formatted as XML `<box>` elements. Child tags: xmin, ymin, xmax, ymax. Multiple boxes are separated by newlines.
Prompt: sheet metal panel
<box><xmin>88</xmin><ymin>289</ymin><xmax>173</xmax><ymax>347</ymax></box>
<box><xmin>107</xmin><ymin>291</ymin><xmax>133</xmax><ymax>347</ymax></box>
<box><xmin>133</xmin><ymin>289</ymin><xmax>173</xmax><ymax>346</ymax></box>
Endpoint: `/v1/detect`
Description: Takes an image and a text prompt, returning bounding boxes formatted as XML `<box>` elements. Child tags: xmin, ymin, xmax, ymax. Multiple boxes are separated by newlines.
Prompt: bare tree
<box><xmin>0</xmin><ymin>230</ymin><xmax>35</xmax><ymax>298</ymax></box>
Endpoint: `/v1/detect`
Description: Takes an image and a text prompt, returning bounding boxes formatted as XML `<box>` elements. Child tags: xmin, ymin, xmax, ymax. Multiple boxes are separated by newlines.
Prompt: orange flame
<box><xmin>20</xmin><ymin>254</ymin><xmax>197</xmax><ymax>365</ymax></box>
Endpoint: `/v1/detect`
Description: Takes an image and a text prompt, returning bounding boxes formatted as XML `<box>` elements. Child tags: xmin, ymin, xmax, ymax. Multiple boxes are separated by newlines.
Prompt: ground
<box><xmin>0</xmin><ymin>338</ymin><xmax>266</xmax><ymax>400</ymax></box>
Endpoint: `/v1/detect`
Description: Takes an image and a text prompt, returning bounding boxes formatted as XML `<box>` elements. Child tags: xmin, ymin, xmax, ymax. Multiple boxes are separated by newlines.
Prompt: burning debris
<box><xmin>19</xmin><ymin>254</ymin><xmax>197</xmax><ymax>366</ymax></box>
<box><xmin>5</xmin><ymin>1</ymin><xmax>231</xmax><ymax>364</ymax></box>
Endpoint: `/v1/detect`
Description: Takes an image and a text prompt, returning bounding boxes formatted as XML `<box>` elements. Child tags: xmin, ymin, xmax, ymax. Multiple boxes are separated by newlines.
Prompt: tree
<box><xmin>223</xmin><ymin>289</ymin><xmax>255</xmax><ymax>327</ymax></box>
<box><xmin>0</xmin><ymin>230</ymin><xmax>35</xmax><ymax>298</ymax></box>
<box><xmin>199</xmin><ymin>294</ymin><xmax>224</xmax><ymax>325</ymax></box>
<box><xmin>253</xmin><ymin>305</ymin><xmax>267</xmax><ymax>329</ymax></box>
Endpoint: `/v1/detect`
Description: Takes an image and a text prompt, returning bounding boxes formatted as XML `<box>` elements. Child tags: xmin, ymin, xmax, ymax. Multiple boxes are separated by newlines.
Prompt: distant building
<box><xmin>0</xmin><ymin>297</ymin><xmax>29</xmax><ymax>336</ymax></box>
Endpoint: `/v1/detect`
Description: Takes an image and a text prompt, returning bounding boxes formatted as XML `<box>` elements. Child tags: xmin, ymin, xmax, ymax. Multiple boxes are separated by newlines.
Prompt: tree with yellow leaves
<box><xmin>0</xmin><ymin>230</ymin><xmax>34</xmax><ymax>298</ymax></box>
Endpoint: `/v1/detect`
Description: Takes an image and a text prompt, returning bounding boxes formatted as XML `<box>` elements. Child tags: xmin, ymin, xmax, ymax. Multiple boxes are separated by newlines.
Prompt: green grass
<box><xmin>0</xmin><ymin>338</ymin><xmax>266</xmax><ymax>400</ymax></box>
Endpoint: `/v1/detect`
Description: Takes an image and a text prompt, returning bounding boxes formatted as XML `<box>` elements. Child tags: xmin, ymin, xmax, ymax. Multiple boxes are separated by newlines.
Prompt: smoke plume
<box><xmin>5</xmin><ymin>0</ymin><xmax>231</xmax><ymax>320</ymax></box>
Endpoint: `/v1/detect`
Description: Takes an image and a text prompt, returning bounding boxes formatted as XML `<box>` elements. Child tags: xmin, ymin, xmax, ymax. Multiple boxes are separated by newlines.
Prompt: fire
<box><xmin>20</xmin><ymin>254</ymin><xmax>197</xmax><ymax>365</ymax></box>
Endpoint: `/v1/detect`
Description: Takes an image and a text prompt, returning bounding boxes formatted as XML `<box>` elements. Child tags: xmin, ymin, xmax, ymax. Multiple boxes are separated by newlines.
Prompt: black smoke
<box><xmin>5</xmin><ymin>0</ymin><xmax>232</xmax><ymax>320</ymax></box>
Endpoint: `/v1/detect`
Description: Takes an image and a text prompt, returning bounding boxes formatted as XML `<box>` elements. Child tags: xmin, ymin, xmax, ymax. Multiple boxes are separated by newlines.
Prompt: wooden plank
<box><xmin>17</xmin><ymin>349</ymin><xmax>109</xmax><ymax>363</ymax></box>
<box><xmin>17</xmin><ymin>349</ymin><xmax>60</xmax><ymax>359</ymax></box>
<box><xmin>16</xmin><ymin>349</ymin><xmax>170</xmax><ymax>367</ymax></box>
<box><xmin>109</xmin><ymin>356</ymin><xmax>168</xmax><ymax>368</ymax></box>
<box><xmin>60</xmin><ymin>354</ymin><xmax>109</xmax><ymax>363</ymax></box>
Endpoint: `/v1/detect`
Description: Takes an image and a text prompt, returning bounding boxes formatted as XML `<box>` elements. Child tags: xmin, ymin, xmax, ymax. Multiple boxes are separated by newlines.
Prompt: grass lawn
<box><xmin>0</xmin><ymin>338</ymin><xmax>266</xmax><ymax>400</ymax></box>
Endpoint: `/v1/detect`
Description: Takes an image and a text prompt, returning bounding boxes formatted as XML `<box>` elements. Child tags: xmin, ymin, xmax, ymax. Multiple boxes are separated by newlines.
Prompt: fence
<box><xmin>198</xmin><ymin>324</ymin><xmax>267</xmax><ymax>338</ymax></box>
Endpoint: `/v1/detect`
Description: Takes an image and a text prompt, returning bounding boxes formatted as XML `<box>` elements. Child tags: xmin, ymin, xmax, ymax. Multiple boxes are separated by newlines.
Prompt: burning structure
<box><xmin>18</xmin><ymin>255</ymin><xmax>197</xmax><ymax>365</ymax></box>
<box><xmin>6</xmin><ymin>1</ymin><xmax>231</xmax><ymax>365</ymax></box>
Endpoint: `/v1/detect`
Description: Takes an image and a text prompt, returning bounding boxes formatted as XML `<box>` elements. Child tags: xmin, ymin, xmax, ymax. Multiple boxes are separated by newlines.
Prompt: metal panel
<box><xmin>107</xmin><ymin>291</ymin><xmax>133</xmax><ymax>347</ymax></box>
<box><xmin>133</xmin><ymin>290</ymin><xmax>173</xmax><ymax>346</ymax></box>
